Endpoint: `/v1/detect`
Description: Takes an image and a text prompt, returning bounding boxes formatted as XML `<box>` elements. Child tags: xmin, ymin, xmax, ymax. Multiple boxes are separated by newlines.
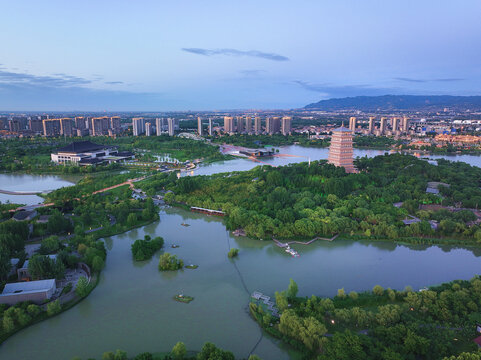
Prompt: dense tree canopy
<box><xmin>153</xmin><ymin>154</ymin><xmax>481</xmax><ymax>244</ymax></box>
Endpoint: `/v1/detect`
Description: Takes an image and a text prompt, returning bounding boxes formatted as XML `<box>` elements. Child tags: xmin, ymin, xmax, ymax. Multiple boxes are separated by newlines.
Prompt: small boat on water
<box><xmin>181</xmin><ymin>223</ymin><xmax>190</xmax><ymax>227</ymax></box>
<box><xmin>285</xmin><ymin>247</ymin><xmax>299</xmax><ymax>257</ymax></box>
<box><xmin>171</xmin><ymin>244</ymin><xmax>180</xmax><ymax>248</ymax></box>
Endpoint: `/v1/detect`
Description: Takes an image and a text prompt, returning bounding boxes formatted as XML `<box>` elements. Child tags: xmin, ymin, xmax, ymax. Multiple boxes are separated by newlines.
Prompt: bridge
<box><xmin>0</xmin><ymin>189</ymin><xmax>50</xmax><ymax>196</ymax></box>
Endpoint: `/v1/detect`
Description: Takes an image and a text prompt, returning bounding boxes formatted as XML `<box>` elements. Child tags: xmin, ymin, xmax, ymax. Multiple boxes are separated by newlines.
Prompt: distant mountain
<box><xmin>304</xmin><ymin>95</ymin><xmax>481</xmax><ymax>111</ymax></box>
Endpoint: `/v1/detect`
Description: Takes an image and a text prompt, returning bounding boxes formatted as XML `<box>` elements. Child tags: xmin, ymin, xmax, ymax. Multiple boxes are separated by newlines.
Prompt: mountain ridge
<box><xmin>304</xmin><ymin>95</ymin><xmax>481</xmax><ymax>111</ymax></box>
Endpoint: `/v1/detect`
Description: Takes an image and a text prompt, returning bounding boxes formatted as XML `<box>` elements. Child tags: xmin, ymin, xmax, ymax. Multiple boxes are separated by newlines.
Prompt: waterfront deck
<box><xmin>273</xmin><ymin>234</ymin><xmax>339</xmax><ymax>248</ymax></box>
<box><xmin>251</xmin><ymin>291</ymin><xmax>279</xmax><ymax>318</ymax></box>
<box><xmin>190</xmin><ymin>206</ymin><xmax>225</xmax><ymax>216</ymax></box>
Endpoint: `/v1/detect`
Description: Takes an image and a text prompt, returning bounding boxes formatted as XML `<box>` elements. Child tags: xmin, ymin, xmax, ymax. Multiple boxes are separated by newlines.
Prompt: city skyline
<box><xmin>1</xmin><ymin>1</ymin><xmax>481</xmax><ymax>111</ymax></box>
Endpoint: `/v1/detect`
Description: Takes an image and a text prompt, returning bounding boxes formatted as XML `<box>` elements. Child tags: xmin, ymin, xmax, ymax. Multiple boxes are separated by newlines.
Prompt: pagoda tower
<box><xmin>327</xmin><ymin>125</ymin><xmax>356</xmax><ymax>173</ymax></box>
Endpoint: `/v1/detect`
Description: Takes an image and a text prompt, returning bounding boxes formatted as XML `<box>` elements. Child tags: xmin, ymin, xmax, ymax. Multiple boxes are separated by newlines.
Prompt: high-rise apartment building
<box><xmin>197</xmin><ymin>117</ymin><xmax>204</xmax><ymax>136</ymax></box>
<box><xmin>380</xmin><ymin>117</ymin><xmax>386</xmax><ymax>135</ymax></box>
<box><xmin>43</xmin><ymin>119</ymin><xmax>62</xmax><ymax>136</ymax></box>
<box><xmin>91</xmin><ymin>117</ymin><xmax>105</xmax><ymax>136</ymax></box>
<box><xmin>236</xmin><ymin>116</ymin><xmax>245</xmax><ymax>133</ymax></box>
<box><xmin>368</xmin><ymin>117</ymin><xmax>375</xmax><ymax>134</ymax></box>
<box><xmin>224</xmin><ymin>116</ymin><xmax>234</xmax><ymax>133</ymax></box>
<box><xmin>145</xmin><ymin>122</ymin><xmax>152</xmax><ymax>136</ymax></box>
<box><xmin>349</xmin><ymin>117</ymin><xmax>357</xmax><ymax>132</ymax></box>
<box><xmin>392</xmin><ymin>117</ymin><xmax>399</xmax><ymax>134</ymax></box>
<box><xmin>110</xmin><ymin>116</ymin><xmax>121</xmax><ymax>133</ymax></box>
<box><xmin>167</xmin><ymin>118</ymin><xmax>175</xmax><ymax>136</ymax></box>
<box><xmin>29</xmin><ymin>119</ymin><xmax>43</xmax><ymax>133</ymax></box>
<box><xmin>402</xmin><ymin>116</ymin><xmax>409</xmax><ymax>133</ymax></box>
<box><xmin>245</xmin><ymin>116</ymin><xmax>252</xmax><ymax>134</ymax></box>
<box><xmin>208</xmin><ymin>118</ymin><xmax>213</xmax><ymax>136</ymax></box>
<box><xmin>132</xmin><ymin>117</ymin><xmax>145</xmax><ymax>136</ymax></box>
<box><xmin>281</xmin><ymin>116</ymin><xmax>292</xmax><ymax>135</ymax></box>
<box><xmin>328</xmin><ymin>125</ymin><xmax>356</xmax><ymax>173</ymax></box>
<box><xmin>8</xmin><ymin>120</ymin><xmax>20</xmax><ymax>133</ymax></box>
<box><xmin>156</xmin><ymin>118</ymin><xmax>168</xmax><ymax>135</ymax></box>
<box><xmin>266</xmin><ymin>117</ymin><xmax>281</xmax><ymax>134</ymax></box>
<box><xmin>60</xmin><ymin>118</ymin><xmax>74</xmax><ymax>137</ymax></box>
<box><xmin>254</xmin><ymin>117</ymin><xmax>262</xmax><ymax>135</ymax></box>
<box><xmin>75</xmin><ymin>117</ymin><xmax>86</xmax><ymax>131</ymax></box>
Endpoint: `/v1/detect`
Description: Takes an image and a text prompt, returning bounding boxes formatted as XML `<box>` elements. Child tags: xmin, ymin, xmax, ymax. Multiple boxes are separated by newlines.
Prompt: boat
<box><xmin>181</xmin><ymin>223</ymin><xmax>190</xmax><ymax>227</ymax></box>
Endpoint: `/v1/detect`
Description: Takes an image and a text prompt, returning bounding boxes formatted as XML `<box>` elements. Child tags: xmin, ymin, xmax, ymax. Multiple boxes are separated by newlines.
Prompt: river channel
<box><xmin>2</xmin><ymin>146</ymin><xmax>481</xmax><ymax>359</ymax></box>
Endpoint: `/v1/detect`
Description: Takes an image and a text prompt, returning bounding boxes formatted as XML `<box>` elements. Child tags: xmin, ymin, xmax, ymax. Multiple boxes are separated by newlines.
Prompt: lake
<box><xmin>190</xmin><ymin>145</ymin><xmax>481</xmax><ymax>176</ymax></box>
<box><xmin>0</xmin><ymin>173</ymin><xmax>78</xmax><ymax>206</ymax></box>
<box><xmin>2</xmin><ymin>207</ymin><xmax>481</xmax><ymax>360</ymax></box>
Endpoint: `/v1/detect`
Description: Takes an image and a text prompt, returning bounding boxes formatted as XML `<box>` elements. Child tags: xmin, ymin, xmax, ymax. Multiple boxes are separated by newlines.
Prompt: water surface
<box><xmin>2</xmin><ymin>208</ymin><xmax>481</xmax><ymax>360</ymax></box>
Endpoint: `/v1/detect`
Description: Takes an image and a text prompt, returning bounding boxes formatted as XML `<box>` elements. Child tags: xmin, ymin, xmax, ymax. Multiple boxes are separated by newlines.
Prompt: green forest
<box><xmin>140</xmin><ymin>154</ymin><xmax>481</xmax><ymax>245</ymax></box>
<box><xmin>250</xmin><ymin>279</ymin><xmax>481</xmax><ymax>359</ymax></box>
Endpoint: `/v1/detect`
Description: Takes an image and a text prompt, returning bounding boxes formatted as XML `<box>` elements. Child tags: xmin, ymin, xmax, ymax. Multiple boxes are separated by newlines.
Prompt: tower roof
<box><xmin>332</xmin><ymin>126</ymin><xmax>352</xmax><ymax>132</ymax></box>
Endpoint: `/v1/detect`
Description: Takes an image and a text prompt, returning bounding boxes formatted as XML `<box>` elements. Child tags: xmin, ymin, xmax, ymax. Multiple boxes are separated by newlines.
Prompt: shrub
<box><xmin>47</xmin><ymin>299</ymin><xmax>61</xmax><ymax>316</ymax></box>
<box><xmin>27</xmin><ymin>304</ymin><xmax>41</xmax><ymax>317</ymax></box>
<box><xmin>227</xmin><ymin>248</ymin><xmax>239</xmax><ymax>258</ymax></box>
<box><xmin>158</xmin><ymin>253</ymin><xmax>184</xmax><ymax>271</ymax></box>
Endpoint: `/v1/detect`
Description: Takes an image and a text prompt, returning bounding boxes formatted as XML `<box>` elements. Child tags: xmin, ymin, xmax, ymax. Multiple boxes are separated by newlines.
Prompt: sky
<box><xmin>1</xmin><ymin>0</ymin><xmax>480</xmax><ymax>111</ymax></box>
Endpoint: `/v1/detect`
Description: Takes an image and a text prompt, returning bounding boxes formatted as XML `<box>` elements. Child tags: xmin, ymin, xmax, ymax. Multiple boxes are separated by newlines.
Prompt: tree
<box><xmin>131</xmin><ymin>236</ymin><xmax>164</xmax><ymax>261</ymax></box>
<box><xmin>248</xmin><ymin>356</ymin><xmax>262</xmax><ymax>360</ymax></box>
<box><xmin>27</xmin><ymin>304</ymin><xmax>41</xmax><ymax>317</ymax></box>
<box><xmin>114</xmin><ymin>350</ymin><xmax>127</xmax><ymax>360</ymax></box>
<box><xmin>40</xmin><ymin>235</ymin><xmax>61</xmax><ymax>254</ymax></box>
<box><xmin>127</xmin><ymin>213</ymin><xmax>138</xmax><ymax>227</ymax></box>
<box><xmin>47</xmin><ymin>299</ymin><xmax>61</xmax><ymax>316</ymax></box>
<box><xmin>172</xmin><ymin>341</ymin><xmax>187</xmax><ymax>360</ymax></box>
<box><xmin>75</xmin><ymin>276</ymin><xmax>90</xmax><ymax>297</ymax></box>
<box><xmin>158</xmin><ymin>253</ymin><xmax>184</xmax><ymax>271</ymax></box>
<box><xmin>337</xmin><ymin>288</ymin><xmax>346</xmax><ymax>298</ymax></box>
<box><xmin>287</xmin><ymin>279</ymin><xmax>298</xmax><ymax>300</ymax></box>
<box><xmin>349</xmin><ymin>291</ymin><xmax>359</xmax><ymax>300</ymax></box>
<box><xmin>0</xmin><ymin>251</ymin><xmax>11</xmax><ymax>281</ymax></box>
<box><xmin>373</xmin><ymin>285</ymin><xmax>384</xmax><ymax>296</ymax></box>
<box><xmin>275</xmin><ymin>291</ymin><xmax>289</xmax><ymax>312</ymax></box>
<box><xmin>28</xmin><ymin>255</ymin><xmax>65</xmax><ymax>280</ymax></box>
<box><xmin>92</xmin><ymin>256</ymin><xmax>105</xmax><ymax>273</ymax></box>
<box><xmin>197</xmin><ymin>342</ymin><xmax>234</xmax><ymax>360</ymax></box>
<box><xmin>134</xmin><ymin>353</ymin><xmax>153</xmax><ymax>360</ymax></box>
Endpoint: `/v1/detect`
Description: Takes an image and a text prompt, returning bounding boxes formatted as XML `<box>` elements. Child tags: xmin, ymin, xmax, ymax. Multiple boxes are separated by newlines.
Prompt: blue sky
<box><xmin>1</xmin><ymin>0</ymin><xmax>480</xmax><ymax>111</ymax></box>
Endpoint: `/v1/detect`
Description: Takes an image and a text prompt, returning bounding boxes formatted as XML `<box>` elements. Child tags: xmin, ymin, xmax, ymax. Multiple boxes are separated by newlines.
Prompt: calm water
<box><xmin>2</xmin><ymin>207</ymin><xmax>481</xmax><ymax>360</ymax></box>
<box><xmin>0</xmin><ymin>173</ymin><xmax>78</xmax><ymax>205</ymax></box>
<box><xmin>190</xmin><ymin>145</ymin><xmax>481</xmax><ymax>176</ymax></box>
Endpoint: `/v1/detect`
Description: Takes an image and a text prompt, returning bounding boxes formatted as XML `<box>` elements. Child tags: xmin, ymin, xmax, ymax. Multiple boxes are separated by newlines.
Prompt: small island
<box><xmin>185</xmin><ymin>264</ymin><xmax>199</xmax><ymax>269</ymax></box>
<box><xmin>131</xmin><ymin>235</ymin><xmax>164</xmax><ymax>261</ymax></box>
<box><xmin>158</xmin><ymin>252</ymin><xmax>184</xmax><ymax>271</ymax></box>
<box><xmin>227</xmin><ymin>248</ymin><xmax>239</xmax><ymax>258</ymax></box>
<box><xmin>173</xmin><ymin>294</ymin><xmax>194</xmax><ymax>303</ymax></box>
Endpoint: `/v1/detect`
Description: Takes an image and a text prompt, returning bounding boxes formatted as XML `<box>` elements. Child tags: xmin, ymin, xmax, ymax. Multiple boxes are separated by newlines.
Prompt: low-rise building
<box><xmin>51</xmin><ymin>140</ymin><xmax>134</xmax><ymax>165</ymax></box>
<box><xmin>0</xmin><ymin>279</ymin><xmax>56</xmax><ymax>305</ymax></box>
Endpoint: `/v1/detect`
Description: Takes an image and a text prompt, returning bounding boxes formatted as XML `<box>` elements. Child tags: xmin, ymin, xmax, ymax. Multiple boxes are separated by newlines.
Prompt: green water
<box><xmin>2</xmin><ymin>207</ymin><xmax>481</xmax><ymax>359</ymax></box>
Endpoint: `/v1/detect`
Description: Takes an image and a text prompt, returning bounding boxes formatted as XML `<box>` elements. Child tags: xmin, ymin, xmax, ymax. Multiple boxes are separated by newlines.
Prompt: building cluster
<box><xmin>132</xmin><ymin>117</ymin><xmax>180</xmax><ymax>136</ymax></box>
<box><xmin>221</xmin><ymin>116</ymin><xmax>292</xmax><ymax>135</ymax></box>
<box><xmin>349</xmin><ymin>116</ymin><xmax>410</xmax><ymax>136</ymax></box>
<box><xmin>434</xmin><ymin>134</ymin><xmax>481</xmax><ymax>145</ymax></box>
<box><xmin>0</xmin><ymin>115</ymin><xmax>122</xmax><ymax>137</ymax></box>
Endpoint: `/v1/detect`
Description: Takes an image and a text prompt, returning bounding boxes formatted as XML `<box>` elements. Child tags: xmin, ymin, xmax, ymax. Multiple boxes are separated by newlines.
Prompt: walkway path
<box><xmin>273</xmin><ymin>234</ymin><xmax>339</xmax><ymax>248</ymax></box>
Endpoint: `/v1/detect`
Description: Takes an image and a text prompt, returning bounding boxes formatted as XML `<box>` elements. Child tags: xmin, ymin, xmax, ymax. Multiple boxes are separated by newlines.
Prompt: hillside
<box><xmin>304</xmin><ymin>95</ymin><xmax>481</xmax><ymax>111</ymax></box>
